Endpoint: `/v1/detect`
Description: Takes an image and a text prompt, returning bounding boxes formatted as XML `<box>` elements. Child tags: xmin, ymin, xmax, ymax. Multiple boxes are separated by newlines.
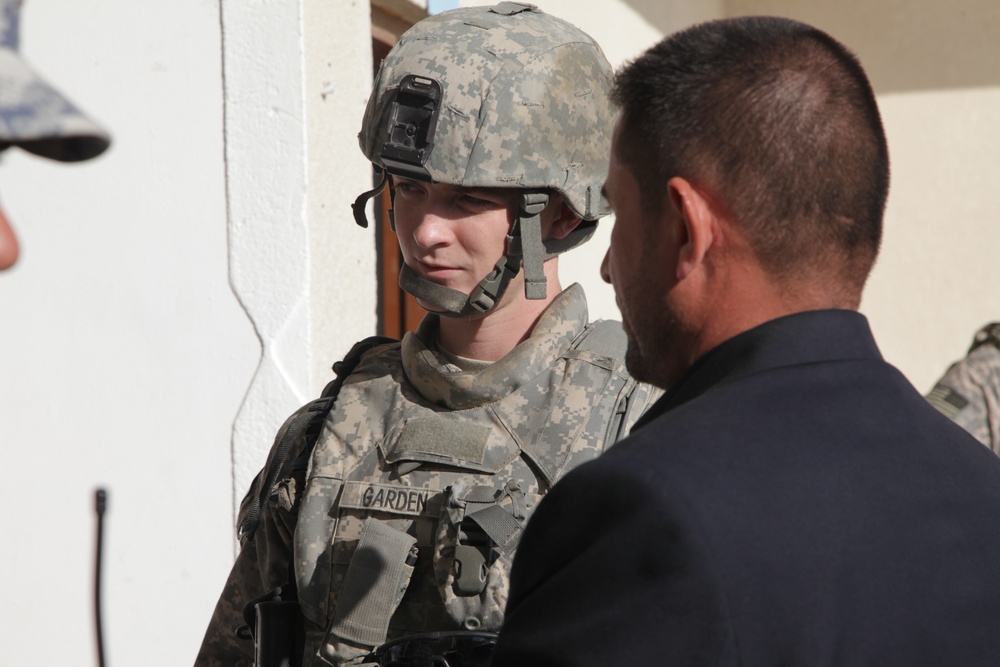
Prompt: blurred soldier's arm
<box><xmin>927</xmin><ymin>323</ymin><xmax>1000</xmax><ymax>455</ymax></box>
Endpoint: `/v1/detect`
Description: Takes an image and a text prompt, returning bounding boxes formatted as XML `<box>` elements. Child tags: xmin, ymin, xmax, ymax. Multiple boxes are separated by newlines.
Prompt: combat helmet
<box><xmin>353</xmin><ymin>2</ymin><xmax>615</xmax><ymax>316</ymax></box>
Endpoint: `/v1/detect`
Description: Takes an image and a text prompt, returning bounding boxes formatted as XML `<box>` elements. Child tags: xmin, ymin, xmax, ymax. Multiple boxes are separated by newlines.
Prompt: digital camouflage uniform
<box><xmin>927</xmin><ymin>322</ymin><xmax>1000</xmax><ymax>454</ymax></box>
<box><xmin>196</xmin><ymin>285</ymin><xmax>659</xmax><ymax>665</ymax></box>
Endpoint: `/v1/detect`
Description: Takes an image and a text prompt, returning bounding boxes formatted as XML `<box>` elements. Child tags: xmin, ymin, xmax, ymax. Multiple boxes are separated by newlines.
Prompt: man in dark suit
<box><xmin>491</xmin><ymin>16</ymin><xmax>1000</xmax><ymax>666</ymax></box>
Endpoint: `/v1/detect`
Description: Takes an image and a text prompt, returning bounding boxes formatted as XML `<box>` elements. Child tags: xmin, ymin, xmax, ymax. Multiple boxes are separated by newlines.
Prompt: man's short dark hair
<box><xmin>612</xmin><ymin>16</ymin><xmax>889</xmax><ymax>291</ymax></box>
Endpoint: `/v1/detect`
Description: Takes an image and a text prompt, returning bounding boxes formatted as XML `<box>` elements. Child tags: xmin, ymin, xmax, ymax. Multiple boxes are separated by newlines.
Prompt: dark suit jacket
<box><xmin>492</xmin><ymin>310</ymin><xmax>1000</xmax><ymax>666</ymax></box>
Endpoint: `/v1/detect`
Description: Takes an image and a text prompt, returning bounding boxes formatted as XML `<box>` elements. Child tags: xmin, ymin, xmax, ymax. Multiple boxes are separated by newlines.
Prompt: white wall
<box><xmin>222</xmin><ymin>0</ymin><xmax>377</xmax><ymax>551</ymax></box>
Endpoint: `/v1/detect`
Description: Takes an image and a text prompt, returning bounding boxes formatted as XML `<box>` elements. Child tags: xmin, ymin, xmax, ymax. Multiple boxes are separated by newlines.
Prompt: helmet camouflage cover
<box><xmin>357</xmin><ymin>2</ymin><xmax>615</xmax><ymax>314</ymax></box>
<box><xmin>360</xmin><ymin>2</ymin><xmax>614</xmax><ymax>221</ymax></box>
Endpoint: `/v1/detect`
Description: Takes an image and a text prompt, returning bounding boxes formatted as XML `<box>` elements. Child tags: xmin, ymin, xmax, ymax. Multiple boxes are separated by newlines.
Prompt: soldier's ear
<box><xmin>545</xmin><ymin>198</ymin><xmax>582</xmax><ymax>241</ymax></box>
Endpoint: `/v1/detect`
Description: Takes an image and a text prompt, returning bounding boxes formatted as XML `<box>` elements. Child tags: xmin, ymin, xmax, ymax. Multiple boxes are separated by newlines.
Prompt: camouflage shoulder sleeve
<box><xmin>927</xmin><ymin>329</ymin><xmax>1000</xmax><ymax>455</ymax></box>
<box><xmin>621</xmin><ymin>381</ymin><xmax>664</xmax><ymax>438</ymax></box>
<box><xmin>572</xmin><ymin>317</ymin><xmax>663</xmax><ymax>445</ymax></box>
<box><xmin>195</xmin><ymin>416</ymin><xmax>305</xmax><ymax>666</ymax></box>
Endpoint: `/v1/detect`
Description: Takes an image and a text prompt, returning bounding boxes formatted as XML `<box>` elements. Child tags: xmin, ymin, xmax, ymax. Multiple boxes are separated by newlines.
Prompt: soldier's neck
<box><xmin>436</xmin><ymin>276</ymin><xmax>563</xmax><ymax>363</ymax></box>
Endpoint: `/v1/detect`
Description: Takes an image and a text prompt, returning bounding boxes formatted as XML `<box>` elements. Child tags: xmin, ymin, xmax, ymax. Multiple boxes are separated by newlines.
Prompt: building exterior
<box><xmin>0</xmin><ymin>1</ymin><xmax>996</xmax><ymax>664</ymax></box>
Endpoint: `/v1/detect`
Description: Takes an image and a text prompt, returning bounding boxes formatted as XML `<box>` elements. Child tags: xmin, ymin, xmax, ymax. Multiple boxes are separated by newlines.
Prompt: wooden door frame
<box><xmin>371</xmin><ymin>0</ymin><xmax>428</xmax><ymax>338</ymax></box>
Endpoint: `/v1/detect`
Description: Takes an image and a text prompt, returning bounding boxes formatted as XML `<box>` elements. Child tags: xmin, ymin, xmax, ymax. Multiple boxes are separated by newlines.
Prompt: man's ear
<box><xmin>545</xmin><ymin>198</ymin><xmax>583</xmax><ymax>241</ymax></box>
<box><xmin>667</xmin><ymin>177</ymin><xmax>716</xmax><ymax>281</ymax></box>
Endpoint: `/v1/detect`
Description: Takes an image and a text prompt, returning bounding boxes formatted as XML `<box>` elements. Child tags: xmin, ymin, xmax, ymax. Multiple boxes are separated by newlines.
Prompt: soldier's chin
<box><xmin>414</xmin><ymin>296</ymin><xmax>438</xmax><ymax>313</ymax></box>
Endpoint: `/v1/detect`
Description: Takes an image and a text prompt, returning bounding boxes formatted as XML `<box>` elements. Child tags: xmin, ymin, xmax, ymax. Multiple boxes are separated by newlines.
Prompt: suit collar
<box><xmin>634</xmin><ymin>309</ymin><xmax>882</xmax><ymax>430</ymax></box>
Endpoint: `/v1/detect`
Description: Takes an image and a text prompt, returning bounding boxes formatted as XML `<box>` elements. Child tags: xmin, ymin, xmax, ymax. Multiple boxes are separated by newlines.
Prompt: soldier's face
<box><xmin>392</xmin><ymin>177</ymin><xmax>521</xmax><ymax>309</ymax></box>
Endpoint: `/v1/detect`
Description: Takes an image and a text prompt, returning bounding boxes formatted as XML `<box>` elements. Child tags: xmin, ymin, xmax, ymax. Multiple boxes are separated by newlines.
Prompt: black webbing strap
<box><xmin>463</xmin><ymin>504</ymin><xmax>523</xmax><ymax>557</ymax></box>
<box><xmin>237</xmin><ymin>335</ymin><xmax>397</xmax><ymax>546</ymax></box>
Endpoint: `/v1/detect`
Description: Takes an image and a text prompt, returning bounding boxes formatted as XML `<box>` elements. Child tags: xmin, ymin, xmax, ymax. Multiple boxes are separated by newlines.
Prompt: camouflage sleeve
<box><xmin>195</xmin><ymin>408</ymin><xmax>313</xmax><ymax>666</ymax></box>
<box><xmin>927</xmin><ymin>328</ymin><xmax>1000</xmax><ymax>455</ymax></box>
<box><xmin>194</xmin><ymin>474</ymin><xmax>301</xmax><ymax>666</ymax></box>
<box><xmin>194</xmin><ymin>536</ymin><xmax>262</xmax><ymax>667</ymax></box>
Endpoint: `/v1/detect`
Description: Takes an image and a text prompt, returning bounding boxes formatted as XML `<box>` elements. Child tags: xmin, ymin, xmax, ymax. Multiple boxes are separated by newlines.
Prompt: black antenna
<box><xmin>94</xmin><ymin>488</ymin><xmax>108</xmax><ymax>667</ymax></box>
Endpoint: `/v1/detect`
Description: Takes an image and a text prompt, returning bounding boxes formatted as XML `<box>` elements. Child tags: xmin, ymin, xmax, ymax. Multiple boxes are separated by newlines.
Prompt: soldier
<box><xmin>927</xmin><ymin>322</ymin><xmax>1000</xmax><ymax>453</ymax></box>
<box><xmin>196</xmin><ymin>4</ymin><xmax>658</xmax><ymax>666</ymax></box>
<box><xmin>0</xmin><ymin>0</ymin><xmax>110</xmax><ymax>270</ymax></box>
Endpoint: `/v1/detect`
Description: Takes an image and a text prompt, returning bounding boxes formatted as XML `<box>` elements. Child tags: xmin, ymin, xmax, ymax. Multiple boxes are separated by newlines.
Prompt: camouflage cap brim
<box><xmin>0</xmin><ymin>48</ymin><xmax>110</xmax><ymax>162</ymax></box>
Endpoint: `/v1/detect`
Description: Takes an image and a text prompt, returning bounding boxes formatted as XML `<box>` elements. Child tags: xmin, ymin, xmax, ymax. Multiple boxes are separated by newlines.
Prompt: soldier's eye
<box><xmin>461</xmin><ymin>195</ymin><xmax>492</xmax><ymax>207</ymax></box>
<box><xmin>396</xmin><ymin>180</ymin><xmax>424</xmax><ymax>195</ymax></box>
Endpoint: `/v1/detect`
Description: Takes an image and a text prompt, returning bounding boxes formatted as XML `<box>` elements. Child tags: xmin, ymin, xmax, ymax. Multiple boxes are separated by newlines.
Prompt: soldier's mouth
<box><xmin>416</xmin><ymin>259</ymin><xmax>461</xmax><ymax>278</ymax></box>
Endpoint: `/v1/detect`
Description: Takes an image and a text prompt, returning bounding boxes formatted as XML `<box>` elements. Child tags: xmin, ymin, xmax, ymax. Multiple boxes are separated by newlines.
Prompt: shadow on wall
<box><xmin>623</xmin><ymin>0</ymin><xmax>1000</xmax><ymax>93</ymax></box>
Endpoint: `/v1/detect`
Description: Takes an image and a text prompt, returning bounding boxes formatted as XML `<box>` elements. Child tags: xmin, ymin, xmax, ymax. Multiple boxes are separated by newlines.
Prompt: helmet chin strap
<box><xmin>399</xmin><ymin>256</ymin><xmax>521</xmax><ymax>317</ymax></box>
<box><xmin>397</xmin><ymin>192</ymin><xmax>550</xmax><ymax>317</ymax></box>
<box><xmin>510</xmin><ymin>192</ymin><xmax>549</xmax><ymax>300</ymax></box>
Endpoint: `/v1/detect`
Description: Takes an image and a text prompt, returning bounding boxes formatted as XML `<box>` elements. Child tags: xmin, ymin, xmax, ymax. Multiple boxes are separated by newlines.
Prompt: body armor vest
<box><xmin>288</xmin><ymin>286</ymin><xmax>647</xmax><ymax>665</ymax></box>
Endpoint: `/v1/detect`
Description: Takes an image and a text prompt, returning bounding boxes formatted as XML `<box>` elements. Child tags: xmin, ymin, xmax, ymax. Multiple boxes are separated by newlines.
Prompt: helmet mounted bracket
<box><xmin>379</xmin><ymin>75</ymin><xmax>442</xmax><ymax>183</ymax></box>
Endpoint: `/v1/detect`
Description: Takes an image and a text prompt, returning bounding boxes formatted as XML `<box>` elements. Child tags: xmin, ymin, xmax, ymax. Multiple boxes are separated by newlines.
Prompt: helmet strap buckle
<box><xmin>468</xmin><ymin>256</ymin><xmax>521</xmax><ymax>313</ymax></box>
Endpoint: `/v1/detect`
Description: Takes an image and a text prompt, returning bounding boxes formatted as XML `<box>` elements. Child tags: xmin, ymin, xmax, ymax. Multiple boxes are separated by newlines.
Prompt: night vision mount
<box><xmin>352</xmin><ymin>74</ymin><xmax>443</xmax><ymax>228</ymax></box>
<box><xmin>380</xmin><ymin>75</ymin><xmax>442</xmax><ymax>182</ymax></box>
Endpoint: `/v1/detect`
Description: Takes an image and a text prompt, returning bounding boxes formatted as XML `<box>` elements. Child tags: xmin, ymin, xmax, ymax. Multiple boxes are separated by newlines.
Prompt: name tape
<box><xmin>340</xmin><ymin>481</ymin><xmax>440</xmax><ymax>517</ymax></box>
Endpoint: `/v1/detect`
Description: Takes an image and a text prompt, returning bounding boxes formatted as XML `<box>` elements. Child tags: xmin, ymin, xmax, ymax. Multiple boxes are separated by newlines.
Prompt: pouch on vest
<box><xmin>320</xmin><ymin>518</ymin><xmax>418</xmax><ymax>664</ymax></box>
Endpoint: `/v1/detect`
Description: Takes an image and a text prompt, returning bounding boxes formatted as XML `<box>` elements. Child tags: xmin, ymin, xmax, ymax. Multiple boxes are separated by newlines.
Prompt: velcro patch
<box><xmin>340</xmin><ymin>481</ymin><xmax>439</xmax><ymax>517</ymax></box>
<box><xmin>389</xmin><ymin>417</ymin><xmax>491</xmax><ymax>467</ymax></box>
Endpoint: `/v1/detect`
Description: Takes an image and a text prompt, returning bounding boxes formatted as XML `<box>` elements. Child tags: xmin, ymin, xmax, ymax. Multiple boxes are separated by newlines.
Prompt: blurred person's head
<box><xmin>1</xmin><ymin>0</ymin><xmax>110</xmax><ymax>270</ymax></box>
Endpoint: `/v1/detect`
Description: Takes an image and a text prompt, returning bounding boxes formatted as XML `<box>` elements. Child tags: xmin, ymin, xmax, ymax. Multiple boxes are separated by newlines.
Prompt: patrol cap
<box><xmin>0</xmin><ymin>0</ymin><xmax>110</xmax><ymax>162</ymax></box>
